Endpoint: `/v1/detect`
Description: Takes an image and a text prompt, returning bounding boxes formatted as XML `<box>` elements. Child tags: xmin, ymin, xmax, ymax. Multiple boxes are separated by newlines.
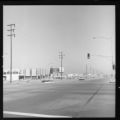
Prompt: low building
<box><xmin>3</xmin><ymin>69</ymin><xmax>20</xmax><ymax>81</ymax></box>
<box><xmin>49</xmin><ymin>67</ymin><xmax>65</xmax><ymax>79</ymax></box>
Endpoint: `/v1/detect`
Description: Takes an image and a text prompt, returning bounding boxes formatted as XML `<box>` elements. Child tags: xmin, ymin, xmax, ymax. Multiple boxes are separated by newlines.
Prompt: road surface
<box><xmin>3</xmin><ymin>78</ymin><xmax>115</xmax><ymax>118</ymax></box>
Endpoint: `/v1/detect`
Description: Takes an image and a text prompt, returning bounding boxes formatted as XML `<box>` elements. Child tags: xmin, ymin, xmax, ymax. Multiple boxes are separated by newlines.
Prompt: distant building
<box><xmin>3</xmin><ymin>69</ymin><xmax>20</xmax><ymax>81</ymax></box>
<box><xmin>3</xmin><ymin>68</ymin><xmax>48</xmax><ymax>81</ymax></box>
<box><xmin>49</xmin><ymin>67</ymin><xmax>65</xmax><ymax>79</ymax></box>
<box><xmin>50</xmin><ymin>67</ymin><xmax>59</xmax><ymax>76</ymax></box>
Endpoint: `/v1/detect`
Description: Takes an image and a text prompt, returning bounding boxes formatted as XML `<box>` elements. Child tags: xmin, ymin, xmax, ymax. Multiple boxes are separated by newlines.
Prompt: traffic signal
<box><xmin>87</xmin><ymin>53</ymin><xmax>90</xmax><ymax>59</ymax></box>
<box><xmin>112</xmin><ymin>64</ymin><xmax>115</xmax><ymax>70</ymax></box>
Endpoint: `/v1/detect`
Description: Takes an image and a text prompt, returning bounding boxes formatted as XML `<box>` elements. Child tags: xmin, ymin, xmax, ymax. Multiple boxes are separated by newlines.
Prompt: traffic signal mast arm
<box><xmin>88</xmin><ymin>53</ymin><xmax>115</xmax><ymax>70</ymax></box>
<box><xmin>91</xmin><ymin>54</ymin><xmax>112</xmax><ymax>58</ymax></box>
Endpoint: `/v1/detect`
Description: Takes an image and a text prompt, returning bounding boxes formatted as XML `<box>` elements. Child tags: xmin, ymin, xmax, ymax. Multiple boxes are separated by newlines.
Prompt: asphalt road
<box><xmin>3</xmin><ymin>78</ymin><xmax>115</xmax><ymax>118</ymax></box>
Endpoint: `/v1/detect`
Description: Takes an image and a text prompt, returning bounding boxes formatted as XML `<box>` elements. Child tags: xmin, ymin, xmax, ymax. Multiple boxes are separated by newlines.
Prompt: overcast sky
<box><xmin>3</xmin><ymin>5</ymin><xmax>115</xmax><ymax>74</ymax></box>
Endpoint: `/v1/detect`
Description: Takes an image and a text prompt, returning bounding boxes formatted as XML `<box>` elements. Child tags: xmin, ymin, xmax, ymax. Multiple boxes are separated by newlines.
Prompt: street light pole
<box><xmin>7</xmin><ymin>24</ymin><xmax>15</xmax><ymax>83</ymax></box>
<box><xmin>93</xmin><ymin>36</ymin><xmax>114</xmax><ymax>80</ymax></box>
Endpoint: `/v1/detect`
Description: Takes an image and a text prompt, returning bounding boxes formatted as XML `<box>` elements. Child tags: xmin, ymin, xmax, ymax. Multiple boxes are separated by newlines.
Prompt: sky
<box><xmin>3</xmin><ymin>5</ymin><xmax>115</xmax><ymax>74</ymax></box>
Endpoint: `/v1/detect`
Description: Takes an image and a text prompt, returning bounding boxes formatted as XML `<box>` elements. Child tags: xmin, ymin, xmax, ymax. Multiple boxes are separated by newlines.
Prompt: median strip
<box><xmin>4</xmin><ymin>111</ymin><xmax>71</xmax><ymax>118</ymax></box>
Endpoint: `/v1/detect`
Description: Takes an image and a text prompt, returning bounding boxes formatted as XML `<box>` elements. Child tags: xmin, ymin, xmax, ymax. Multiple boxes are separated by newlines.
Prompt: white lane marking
<box><xmin>4</xmin><ymin>111</ymin><xmax>71</xmax><ymax>118</ymax></box>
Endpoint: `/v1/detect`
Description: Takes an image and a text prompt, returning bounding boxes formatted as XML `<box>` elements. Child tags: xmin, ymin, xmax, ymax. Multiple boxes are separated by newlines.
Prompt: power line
<box><xmin>7</xmin><ymin>24</ymin><xmax>15</xmax><ymax>83</ymax></box>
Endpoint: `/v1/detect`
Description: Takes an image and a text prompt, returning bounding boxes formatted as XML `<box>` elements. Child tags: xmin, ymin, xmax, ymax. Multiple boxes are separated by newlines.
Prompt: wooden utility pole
<box><xmin>7</xmin><ymin>24</ymin><xmax>15</xmax><ymax>83</ymax></box>
<box><xmin>59</xmin><ymin>51</ymin><xmax>65</xmax><ymax>80</ymax></box>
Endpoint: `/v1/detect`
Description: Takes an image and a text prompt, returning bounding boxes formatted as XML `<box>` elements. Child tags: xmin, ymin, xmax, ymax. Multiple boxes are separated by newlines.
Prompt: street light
<box><xmin>93</xmin><ymin>36</ymin><xmax>114</xmax><ymax>67</ymax></box>
<box><xmin>92</xmin><ymin>36</ymin><xmax>115</xmax><ymax>81</ymax></box>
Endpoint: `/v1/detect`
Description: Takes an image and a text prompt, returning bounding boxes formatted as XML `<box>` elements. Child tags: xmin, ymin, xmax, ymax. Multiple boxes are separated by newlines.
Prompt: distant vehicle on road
<box><xmin>78</xmin><ymin>76</ymin><xmax>85</xmax><ymax>80</ymax></box>
<box><xmin>41</xmin><ymin>79</ymin><xmax>53</xmax><ymax>83</ymax></box>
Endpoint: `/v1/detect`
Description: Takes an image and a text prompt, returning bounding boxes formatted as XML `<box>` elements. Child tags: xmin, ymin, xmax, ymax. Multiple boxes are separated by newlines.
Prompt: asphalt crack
<box><xmin>84</xmin><ymin>84</ymin><xmax>104</xmax><ymax>106</ymax></box>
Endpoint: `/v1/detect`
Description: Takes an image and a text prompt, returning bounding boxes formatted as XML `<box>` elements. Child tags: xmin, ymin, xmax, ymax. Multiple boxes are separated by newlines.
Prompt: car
<box><xmin>79</xmin><ymin>76</ymin><xmax>85</xmax><ymax>80</ymax></box>
<box><xmin>41</xmin><ymin>79</ymin><xmax>53</xmax><ymax>83</ymax></box>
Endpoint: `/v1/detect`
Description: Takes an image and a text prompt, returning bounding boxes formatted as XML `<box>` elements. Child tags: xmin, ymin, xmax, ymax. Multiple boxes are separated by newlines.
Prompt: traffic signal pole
<box><xmin>92</xmin><ymin>36</ymin><xmax>115</xmax><ymax>81</ymax></box>
<box><xmin>86</xmin><ymin>53</ymin><xmax>90</xmax><ymax>80</ymax></box>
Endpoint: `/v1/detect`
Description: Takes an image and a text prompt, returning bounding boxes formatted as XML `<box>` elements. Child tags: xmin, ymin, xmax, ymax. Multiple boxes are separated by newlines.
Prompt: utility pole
<box><xmin>40</xmin><ymin>68</ymin><xmax>42</xmax><ymax>79</ymax></box>
<box><xmin>7</xmin><ymin>24</ymin><xmax>15</xmax><ymax>83</ymax></box>
<box><xmin>45</xmin><ymin>69</ymin><xmax>46</xmax><ymax>78</ymax></box>
<box><xmin>39</xmin><ymin>68</ymin><xmax>41</xmax><ymax>79</ymax></box>
<box><xmin>41</xmin><ymin>68</ymin><xmax>43</xmax><ymax>79</ymax></box>
<box><xmin>36</xmin><ymin>68</ymin><xmax>38</xmax><ymax>79</ymax></box>
<box><xmin>86</xmin><ymin>64</ymin><xmax>88</xmax><ymax>79</ymax></box>
<box><xmin>24</xmin><ymin>69</ymin><xmax>26</xmax><ymax>80</ymax></box>
<box><xmin>86</xmin><ymin>53</ymin><xmax>90</xmax><ymax>80</ymax></box>
<box><xmin>30</xmin><ymin>68</ymin><xmax>32</xmax><ymax>80</ymax></box>
<box><xmin>59</xmin><ymin>51</ymin><xmax>65</xmax><ymax>80</ymax></box>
